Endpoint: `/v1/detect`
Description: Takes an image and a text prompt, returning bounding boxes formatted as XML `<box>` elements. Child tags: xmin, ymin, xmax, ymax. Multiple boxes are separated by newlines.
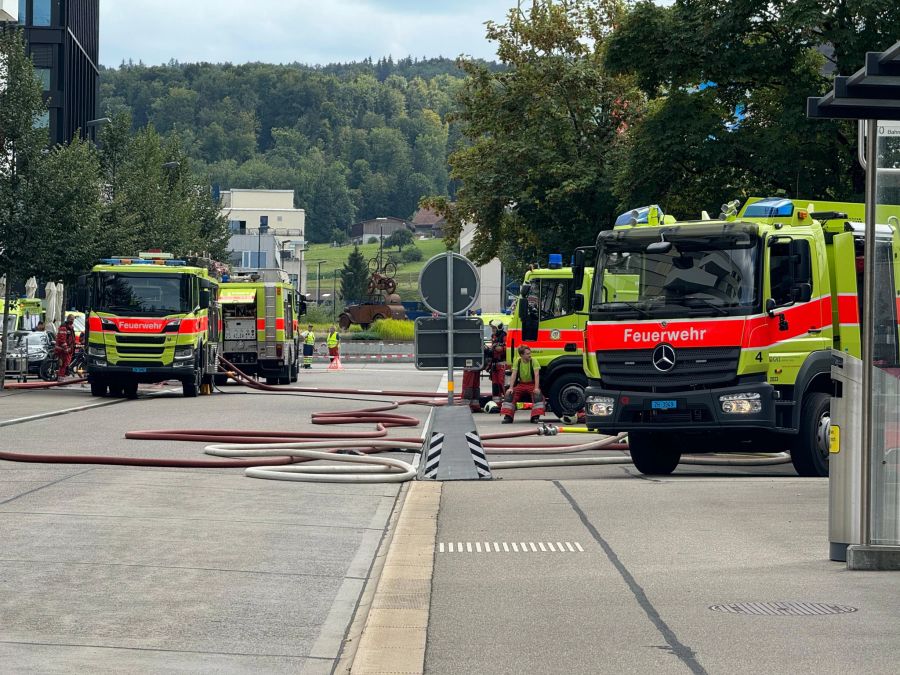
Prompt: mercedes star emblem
<box><xmin>652</xmin><ymin>343</ymin><xmax>676</xmax><ymax>372</ymax></box>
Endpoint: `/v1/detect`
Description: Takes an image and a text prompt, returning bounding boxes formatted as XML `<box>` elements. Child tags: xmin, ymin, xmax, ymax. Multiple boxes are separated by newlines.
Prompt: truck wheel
<box><xmin>338</xmin><ymin>314</ymin><xmax>352</xmax><ymax>331</ymax></box>
<box><xmin>372</xmin><ymin>314</ymin><xmax>385</xmax><ymax>323</ymax></box>
<box><xmin>627</xmin><ymin>432</ymin><xmax>681</xmax><ymax>475</ymax></box>
<box><xmin>124</xmin><ymin>381</ymin><xmax>139</xmax><ymax>399</ymax></box>
<box><xmin>547</xmin><ymin>373</ymin><xmax>587</xmax><ymax>418</ymax></box>
<box><xmin>278</xmin><ymin>365</ymin><xmax>291</xmax><ymax>385</ymax></box>
<box><xmin>90</xmin><ymin>381</ymin><xmax>107</xmax><ymax>397</ymax></box>
<box><xmin>290</xmin><ymin>362</ymin><xmax>298</xmax><ymax>382</ymax></box>
<box><xmin>791</xmin><ymin>392</ymin><xmax>830</xmax><ymax>477</ymax></box>
<box><xmin>108</xmin><ymin>384</ymin><xmax>124</xmax><ymax>398</ymax></box>
<box><xmin>183</xmin><ymin>367</ymin><xmax>201</xmax><ymax>397</ymax></box>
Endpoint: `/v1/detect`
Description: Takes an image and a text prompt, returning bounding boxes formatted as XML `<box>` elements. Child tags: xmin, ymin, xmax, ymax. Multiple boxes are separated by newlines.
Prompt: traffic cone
<box><xmin>328</xmin><ymin>356</ymin><xmax>343</xmax><ymax>370</ymax></box>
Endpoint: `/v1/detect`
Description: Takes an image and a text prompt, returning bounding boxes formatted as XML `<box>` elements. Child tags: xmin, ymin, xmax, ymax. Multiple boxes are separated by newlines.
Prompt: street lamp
<box><xmin>258</xmin><ymin>216</ymin><xmax>269</xmax><ymax>269</ymax></box>
<box><xmin>311</xmin><ymin>260</ymin><xmax>326</xmax><ymax>304</ymax></box>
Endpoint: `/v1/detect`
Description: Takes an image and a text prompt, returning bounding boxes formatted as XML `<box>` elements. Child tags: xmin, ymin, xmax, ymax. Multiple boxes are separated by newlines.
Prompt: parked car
<box><xmin>10</xmin><ymin>330</ymin><xmax>53</xmax><ymax>374</ymax></box>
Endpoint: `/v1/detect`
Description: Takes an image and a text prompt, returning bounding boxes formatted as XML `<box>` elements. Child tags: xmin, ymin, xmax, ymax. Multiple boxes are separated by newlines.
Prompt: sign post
<box><xmin>446</xmin><ymin>249</ymin><xmax>454</xmax><ymax>404</ymax></box>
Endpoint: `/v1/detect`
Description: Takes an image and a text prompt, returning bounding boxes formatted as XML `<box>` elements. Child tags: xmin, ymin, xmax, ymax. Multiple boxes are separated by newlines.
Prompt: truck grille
<box><xmin>115</xmin><ymin>346</ymin><xmax>165</xmax><ymax>356</ymax></box>
<box><xmin>598</xmin><ymin>347</ymin><xmax>740</xmax><ymax>391</ymax></box>
<box><xmin>116</xmin><ymin>335</ymin><xmax>165</xmax><ymax>345</ymax></box>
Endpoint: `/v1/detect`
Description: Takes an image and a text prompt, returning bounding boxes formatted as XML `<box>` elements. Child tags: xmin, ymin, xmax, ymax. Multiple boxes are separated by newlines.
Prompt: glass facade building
<box><xmin>17</xmin><ymin>0</ymin><xmax>99</xmax><ymax>145</ymax></box>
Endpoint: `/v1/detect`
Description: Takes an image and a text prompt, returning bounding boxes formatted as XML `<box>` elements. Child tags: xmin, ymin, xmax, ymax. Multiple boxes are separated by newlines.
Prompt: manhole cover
<box><xmin>710</xmin><ymin>602</ymin><xmax>857</xmax><ymax>616</ymax></box>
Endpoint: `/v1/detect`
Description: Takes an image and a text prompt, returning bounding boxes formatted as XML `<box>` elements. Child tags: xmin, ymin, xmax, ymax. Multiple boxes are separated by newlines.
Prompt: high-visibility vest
<box><xmin>327</xmin><ymin>331</ymin><xmax>339</xmax><ymax>348</ymax></box>
<box><xmin>304</xmin><ymin>331</ymin><xmax>315</xmax><ymax>345</ymax></box>
<box><xmin>516</xmin><ymin>358</ymin><xmax>536</xmax><ymax>384</ymax></box>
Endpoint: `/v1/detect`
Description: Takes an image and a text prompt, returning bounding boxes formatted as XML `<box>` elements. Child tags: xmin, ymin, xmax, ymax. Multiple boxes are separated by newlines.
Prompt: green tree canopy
<box><xmin>385</xmin><ymin>227</ymin><xmax>414</xmax><ymax>251</ymax></box>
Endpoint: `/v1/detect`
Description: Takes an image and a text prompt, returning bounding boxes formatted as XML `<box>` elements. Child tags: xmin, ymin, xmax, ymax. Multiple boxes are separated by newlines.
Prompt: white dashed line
<box><xmin>438</xmin><ymin>541</ymin><xmax>585</xmax><ymax>553</ymax></box>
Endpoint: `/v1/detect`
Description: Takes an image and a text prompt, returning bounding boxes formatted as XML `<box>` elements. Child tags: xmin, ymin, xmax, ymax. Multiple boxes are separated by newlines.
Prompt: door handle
<box><xmin>808</xmin><ymin>328</ymin><xmax>822</xmax><ymax>335</ymax></box>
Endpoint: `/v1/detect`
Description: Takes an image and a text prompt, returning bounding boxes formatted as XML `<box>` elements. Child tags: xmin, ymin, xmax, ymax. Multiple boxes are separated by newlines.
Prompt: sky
<box><xmin>101</xmin><ymin>0</ymin><xmax>519</xmax><ymax>67</ymax></box>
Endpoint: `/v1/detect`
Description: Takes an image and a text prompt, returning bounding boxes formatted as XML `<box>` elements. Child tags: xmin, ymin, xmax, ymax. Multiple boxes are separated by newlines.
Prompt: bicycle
<box><xmin>39</xmin><ymin>347</ymin><xmax>85</xmax><ymax>382</ymax></box>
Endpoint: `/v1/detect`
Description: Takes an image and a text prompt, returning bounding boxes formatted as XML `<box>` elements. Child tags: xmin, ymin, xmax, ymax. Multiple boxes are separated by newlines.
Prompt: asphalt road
<box><xmin>0</xmin><ymin>364</ymin><xmax>442</xmax><ymax>673</ymax></box>
<box><xmin>3</xmin><ymin>369</ymin><xmax>898</xmax><ymax>675</ymax></box>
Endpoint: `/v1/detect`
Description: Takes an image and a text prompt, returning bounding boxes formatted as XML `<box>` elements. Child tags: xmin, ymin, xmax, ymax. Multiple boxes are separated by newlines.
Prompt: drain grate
<box><xmin>710</xmin><ymin>602</ymin><xmax>858</xmax><ymax>616</ymax></box>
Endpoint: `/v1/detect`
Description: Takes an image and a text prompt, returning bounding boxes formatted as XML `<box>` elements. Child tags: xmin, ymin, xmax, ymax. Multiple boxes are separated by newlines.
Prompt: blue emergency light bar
<box><xmin>548</xmin><ymin>253</ymin><xmax>563</xmax><ymax>269</ymax></box>
<box><xmin>101</xmin><ymin>258</ymin><xmax>187</xmax><ymax>266</ymax></box>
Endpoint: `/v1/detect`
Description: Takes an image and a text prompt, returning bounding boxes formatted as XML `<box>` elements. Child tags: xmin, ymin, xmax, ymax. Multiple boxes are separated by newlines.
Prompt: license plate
<box><xmin>132</xmin><ymin>367</ymin><xmax>148</xmax><ymax>373</ymax></box>
<box><xmin>651</xmin><ymin>400</ymin><xmax>677</xmax><ymax>410</ymax></box>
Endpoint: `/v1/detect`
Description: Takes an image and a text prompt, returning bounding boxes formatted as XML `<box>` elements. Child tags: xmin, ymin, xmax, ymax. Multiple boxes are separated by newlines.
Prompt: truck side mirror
<box><xmin>571</xmin><ymin>292</ymin><xmax>584</xmax><ymax>312</ymax></box>
<box><xmin>792</xmin><ymin>282</ymin><xmax>812</xmax><ymax>303</ymax></box>
<box><xmin>75</xmin><ymin>275</ymin><xmax>88</xmax><ymax>312</ymax></box>
<box><xmin>765</xmin><ymin>298</ymin><xmax>777</xmax><ymax>317</ymax></box>
<box><xmin>198</xmin><ymin>281</ymin><xmax>211</xmax><ymax>310</ymax></box>
<box><xmin>572</xmin><ymin>250</ymin><xmax>585</xmax><ymax>291</ymax></box>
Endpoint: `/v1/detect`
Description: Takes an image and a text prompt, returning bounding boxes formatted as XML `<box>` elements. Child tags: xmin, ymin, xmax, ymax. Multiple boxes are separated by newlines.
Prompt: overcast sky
<box><xmin>101</xmin><ymin>0</ymin><xmax>518</xmax><ymax>67</ymax></box>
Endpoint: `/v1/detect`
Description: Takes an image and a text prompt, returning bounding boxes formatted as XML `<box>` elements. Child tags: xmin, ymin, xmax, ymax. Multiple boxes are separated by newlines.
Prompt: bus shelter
<box><xmin>809</xmin><ymin>41</ymin><xmax>900</xmax><ymax>569</ymax></box>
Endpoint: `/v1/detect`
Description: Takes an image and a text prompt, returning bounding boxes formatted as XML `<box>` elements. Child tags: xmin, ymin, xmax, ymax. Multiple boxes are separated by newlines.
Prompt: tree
<box><xmin>605</xmin><ymin>0</ymin><xmax>900</xmax><ymax>210</ymax></box>
<box><xmin>430</xmin><ymin>0</ymin><xmax>638</xmax><ymax>267</ymax></box>
<box><xmin>331</xmin><ymin>227</ymin><xmax>350</xmax><ymax>246</ymax></box>
<box><xmin>340</xmin><ymin>245</ymin><xmax>370</xmax><ymax>303</ymax></box>
<box><xmin>0</xmin><ymin>29</ymin><xmax>103</xmax><ymax>386</ymax></box>
<box><xmin>385</xmin><ymin>227</ymin><xmax>413</xmax><ymax>251</ymax></box>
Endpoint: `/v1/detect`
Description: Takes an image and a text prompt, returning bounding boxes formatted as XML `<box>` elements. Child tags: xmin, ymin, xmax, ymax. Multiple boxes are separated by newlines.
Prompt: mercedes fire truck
<box><xmin>576</xmin><ymin>198</ymin><xmax>900</xmax><ymax>477</ymax></box>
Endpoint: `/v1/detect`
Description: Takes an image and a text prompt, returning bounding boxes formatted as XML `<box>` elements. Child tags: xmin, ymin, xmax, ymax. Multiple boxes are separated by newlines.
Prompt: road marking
<box><xmin>437</xmin><ymin>541</ymin><xmax>585</xmax><ymax>553</ymax></box>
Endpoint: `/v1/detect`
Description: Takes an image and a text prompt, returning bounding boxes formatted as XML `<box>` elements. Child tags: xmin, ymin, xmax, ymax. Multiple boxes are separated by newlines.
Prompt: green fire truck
<box><xmin>78</xmin><ymin>252</ymin><xmax>221</xmax><ymax>398</ymax></box>
<box><xmin>576</xmin><ymin>197</ymin><xmax>900</xmax><ymax>477</ymax></box>
<box><xmin>218</xmin><ymin>269</ymin><xmax>302</xmax><ymax>385</ymax></box>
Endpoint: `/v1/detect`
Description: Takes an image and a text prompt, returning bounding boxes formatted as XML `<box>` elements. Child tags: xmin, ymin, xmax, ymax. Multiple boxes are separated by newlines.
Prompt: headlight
<box><xmin>587</xmin><ymin>396</ymin><xmax>615</xmax><ymax>417</ymax></box>
<box><xmin>174</xmin><ymin>346</ymin><xmax>194</xmax><ymax>360</ymax></box>
<box><xmin>88</xmin><ymin>344</ymin><xmax>106</xmax><ymax>357</ymax></box>
<box><xmin>719</xmin><ymin>392</ymin><xmax>762</xmax><ymax>414</ymax></box>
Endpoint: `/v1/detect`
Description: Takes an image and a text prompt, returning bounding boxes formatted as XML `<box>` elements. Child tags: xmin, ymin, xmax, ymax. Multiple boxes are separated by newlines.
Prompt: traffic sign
<box><xmin>414</xmin><ymin>317</ymin><xmax>484</xmax><ymax>370</ymax></box>
<box><xmin>419</xmin><ymin>253</ymin><xmax>479</xmax><ymax>315</ymax></box>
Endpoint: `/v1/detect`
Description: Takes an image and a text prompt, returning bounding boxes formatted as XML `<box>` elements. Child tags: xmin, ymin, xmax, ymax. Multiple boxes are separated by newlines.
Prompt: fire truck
<box><xmin>506</xmin><ymin>255</ymin><xmax>593</xmax><ymax>418</ymax></box>
<box><xmin>218</xmin><ymin>269</ymin><xmax>301</xmax><ymax>384</ymax></box>
<box><xmin>0</xmin><ymin>297</ymin><xmax>44</xmax><ymax>332</ymax></box>
<box><xmin>576</xmin><ymin>198</ymin><xmax>900</xmax><ymax>477</ymax></box>
<box><xmin>78</xmin><ymin>252</ymin><xmax>221</xmax><ymax>398</ymax></box>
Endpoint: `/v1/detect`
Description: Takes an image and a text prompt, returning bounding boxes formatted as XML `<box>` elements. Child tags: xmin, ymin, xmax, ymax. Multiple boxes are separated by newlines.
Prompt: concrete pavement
<box><xmin>0</xmin><ymin>364</ymin><xmax>442</xmax><ymax>673</ymax></box>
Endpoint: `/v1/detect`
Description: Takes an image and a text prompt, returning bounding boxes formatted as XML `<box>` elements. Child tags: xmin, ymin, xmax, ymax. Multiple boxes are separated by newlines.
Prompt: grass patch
<box><xmin>371</xmin><ymin>318</ymin><xmax>415</xmax><ymax>342</ymax></box>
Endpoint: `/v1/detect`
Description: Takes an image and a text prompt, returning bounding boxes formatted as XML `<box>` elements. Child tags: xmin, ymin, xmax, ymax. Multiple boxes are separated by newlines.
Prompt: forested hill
<box><xmin>99</xmin><ymin>57</ymin><xmax>490</xmax><ymax>243</ymax></box>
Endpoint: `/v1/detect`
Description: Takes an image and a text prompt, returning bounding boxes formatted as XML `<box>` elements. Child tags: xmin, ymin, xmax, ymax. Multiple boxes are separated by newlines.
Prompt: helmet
<box><xmin>483</xmin><ymin>401</ymin><xmax>499</xmax><ymax>414</ymax></box>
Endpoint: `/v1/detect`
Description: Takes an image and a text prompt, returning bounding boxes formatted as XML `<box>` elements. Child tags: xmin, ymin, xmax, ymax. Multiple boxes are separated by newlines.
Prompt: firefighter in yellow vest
<box><xmin>302</xmin><ymin>324</ymin><xmax>315</xmax><ymax>368</ymax></box>
<box><xmin>501</xmin><ymin>345</ymin><xmax>545</xmax><ymax>423</ymax></box>
<box><xmin>326</xmin><ymin>325</ymin><xmax>340</xmax><ymax>363</ymax></box>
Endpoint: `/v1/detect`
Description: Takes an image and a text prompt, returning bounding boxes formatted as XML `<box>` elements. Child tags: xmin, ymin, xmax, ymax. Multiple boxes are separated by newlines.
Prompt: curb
<box><xmin>348</xmin><ymin>481</ymin><xmax>441</xmax><ymax>675</ymax></box>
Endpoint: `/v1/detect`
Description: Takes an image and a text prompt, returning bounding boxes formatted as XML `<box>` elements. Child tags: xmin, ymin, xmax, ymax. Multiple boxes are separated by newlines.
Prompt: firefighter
<box><xmin>326</xmin><ymin>325</ymin><xmax>341</xmax><ymax>362</ymax></box>
<box><xmin>501</xmin><ymin>345</ymin><xmax>545</xmax><ymax>423</ymax></box>
<box><xmin>462</xmin><ymin>362</ymin><xmax>482</xmax><ymax>413</ymax></box>
<box><xmin>301</xmin><ymin>324</ymin><xmax>315</xmax><ymax>369</ymax></box>
<box><xmin>55</xmin><ymin>314</ymin><xmax>76</xmax><ymax>379</ymax></box>
<box><xmin>489</xmin><ymin>342</ymin><xmax>507</xmax><ymax>403</ymax></box>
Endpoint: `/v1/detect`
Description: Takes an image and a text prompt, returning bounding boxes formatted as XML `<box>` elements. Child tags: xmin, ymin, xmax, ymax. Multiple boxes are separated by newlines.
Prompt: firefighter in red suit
<box><xmin>55</xmin><ymin>314</ymin><xmax>76</xmax><ymax>379</ymax></box>
<box><xmin>489</xmin><ymin>342</ymin><xmax>507</xmax><ymax>403</ymax></box>
<box><xmin>501</xmin><ymin>345</ymin><xmax>545</xmax><ymax>423</ymax></box>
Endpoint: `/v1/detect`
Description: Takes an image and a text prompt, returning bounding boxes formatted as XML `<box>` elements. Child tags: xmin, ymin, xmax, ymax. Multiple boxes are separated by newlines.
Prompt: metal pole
<box><xmin>447</xmin><ymin>249</ymin><xmax>454</xmax><ymax>405</ymax></box>
<box><xmin>332</xmin><ymin>271</ymin><xmax>337</xmax><ymax>322</ymax></box>
<box><xmin>316</xmin><ymin>261</ymin><xmax>324</xmax><ymax>305</ymax></box>
<box><xmin>860</xmin><ymin>118</ymin><xmax>878</xmax><ymax>546</ymax></box>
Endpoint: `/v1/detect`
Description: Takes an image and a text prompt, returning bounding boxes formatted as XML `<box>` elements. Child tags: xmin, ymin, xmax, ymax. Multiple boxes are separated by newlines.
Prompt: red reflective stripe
<box><xmin>257</xmin><ymin>318</ymin><xmax>266</xmax><ymax>331</ymax></box>
<box><xmin>586</xmin><ymin>296</ymin><xmax>833</xmax><ymax>351</ymax></box>
<box><xmin>177</xmin><ymin>317</ymin><xmax>208</xmax><ymax>334</ymax></box>
<box><xmin>88</xmin><ymin>316</ymin><xmax>102</xmax><ymax>332</ymax></box>
<box><xmin>275</xmin><ymin>318</ymin><xmax>285</xmax><ymax>330</ymax></box>
<box><xmin>838</xmin><ymin>295</ymin><xmax>859</xmax><ymax>324</ymax></box>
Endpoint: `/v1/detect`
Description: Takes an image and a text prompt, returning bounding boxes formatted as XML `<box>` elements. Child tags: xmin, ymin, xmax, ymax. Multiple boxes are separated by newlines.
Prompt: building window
<box><xmin>32</xmin><ymin>0</ymin><xmax>52</xmax><ymax>26</ymax></box>
<box><xmin>18</xmin><ymin>0</ymin><xmax>26</xmax><ymax>23</ymax></box>
<box><xmin>241</xmin><ymin>251</ymin><xmax>267</xmax><ymax>268</ymax></box>
<box><xmin>34</xmin><ymin>110</ymin><xmax>49</xmax><ymax>129</ymax></box>
<box><xmin>228</xmin><ymin>220</ymin><xmax>247</xmax><ymax>234</ymax></box>
<box><xmin>35</xmin><ymin>67</ymin><xmax>50</xmax><ymax>90</ymax></box>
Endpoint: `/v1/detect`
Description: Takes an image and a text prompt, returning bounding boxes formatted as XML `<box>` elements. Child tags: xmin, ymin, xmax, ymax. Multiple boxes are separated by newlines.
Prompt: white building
<box><xmin>459</xmin><ymin>221</ymin><xmax>505</xmax><ymax>313</ymax></box>
<box><xmin>221</xmin><ymin>189</ymin><xmax>308</xmax><ymax>296</ymax></box>
<box><xmin>0</xmin><ymin>0</ymin><xmax>19</xmax><ymax>22</ymax></box>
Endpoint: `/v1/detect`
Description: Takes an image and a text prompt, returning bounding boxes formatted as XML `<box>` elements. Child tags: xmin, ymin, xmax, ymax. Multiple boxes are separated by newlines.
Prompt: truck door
<box><xmin>764</xmin><ymin>235</ymin><xmax>831</xmax><ymax>381</ymax></box>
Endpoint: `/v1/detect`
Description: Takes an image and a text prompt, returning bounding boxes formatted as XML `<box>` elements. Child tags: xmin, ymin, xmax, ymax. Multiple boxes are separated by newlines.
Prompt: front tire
<box><xmin>90</xmin><ymin>381</ymin><xmax>107</xmax><ymax>397</ymax></box>
<box><xmin>627</xmin><ymin>431</ymin><xmax>681</xmax><ymax>475</ymax></box>
<box><xmin>547</xmin><ymin>372</ymin><xmax>587</xmax><ymax>418</ymax></box>
<box><xmin>791</xmin><ymin>391</ymin><xmax>830</xmax><ymax>477</ymax></box>
<box><xmin>183</xmin><ymin>365</ymin><xmax>201</xmax><ymax>398</ymax></box>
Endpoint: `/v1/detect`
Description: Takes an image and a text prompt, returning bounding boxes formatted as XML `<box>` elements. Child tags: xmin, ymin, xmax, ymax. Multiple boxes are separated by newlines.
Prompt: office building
<box><xmin>15</xmin><ymin>0</ymin><xmax>99</xmax><ymax>145</ymax></box>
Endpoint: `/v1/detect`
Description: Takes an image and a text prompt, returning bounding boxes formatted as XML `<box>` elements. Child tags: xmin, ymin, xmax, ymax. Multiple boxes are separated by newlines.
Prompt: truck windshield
<box><xmin>592</xmin><ymin>226</ymin><xmax>761</xmax><ymax>319</ymax></box>
<box><xmin>94</xmin><ymin>273</ymin><xmax>192</xmax><ymax>316</ymax></box>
